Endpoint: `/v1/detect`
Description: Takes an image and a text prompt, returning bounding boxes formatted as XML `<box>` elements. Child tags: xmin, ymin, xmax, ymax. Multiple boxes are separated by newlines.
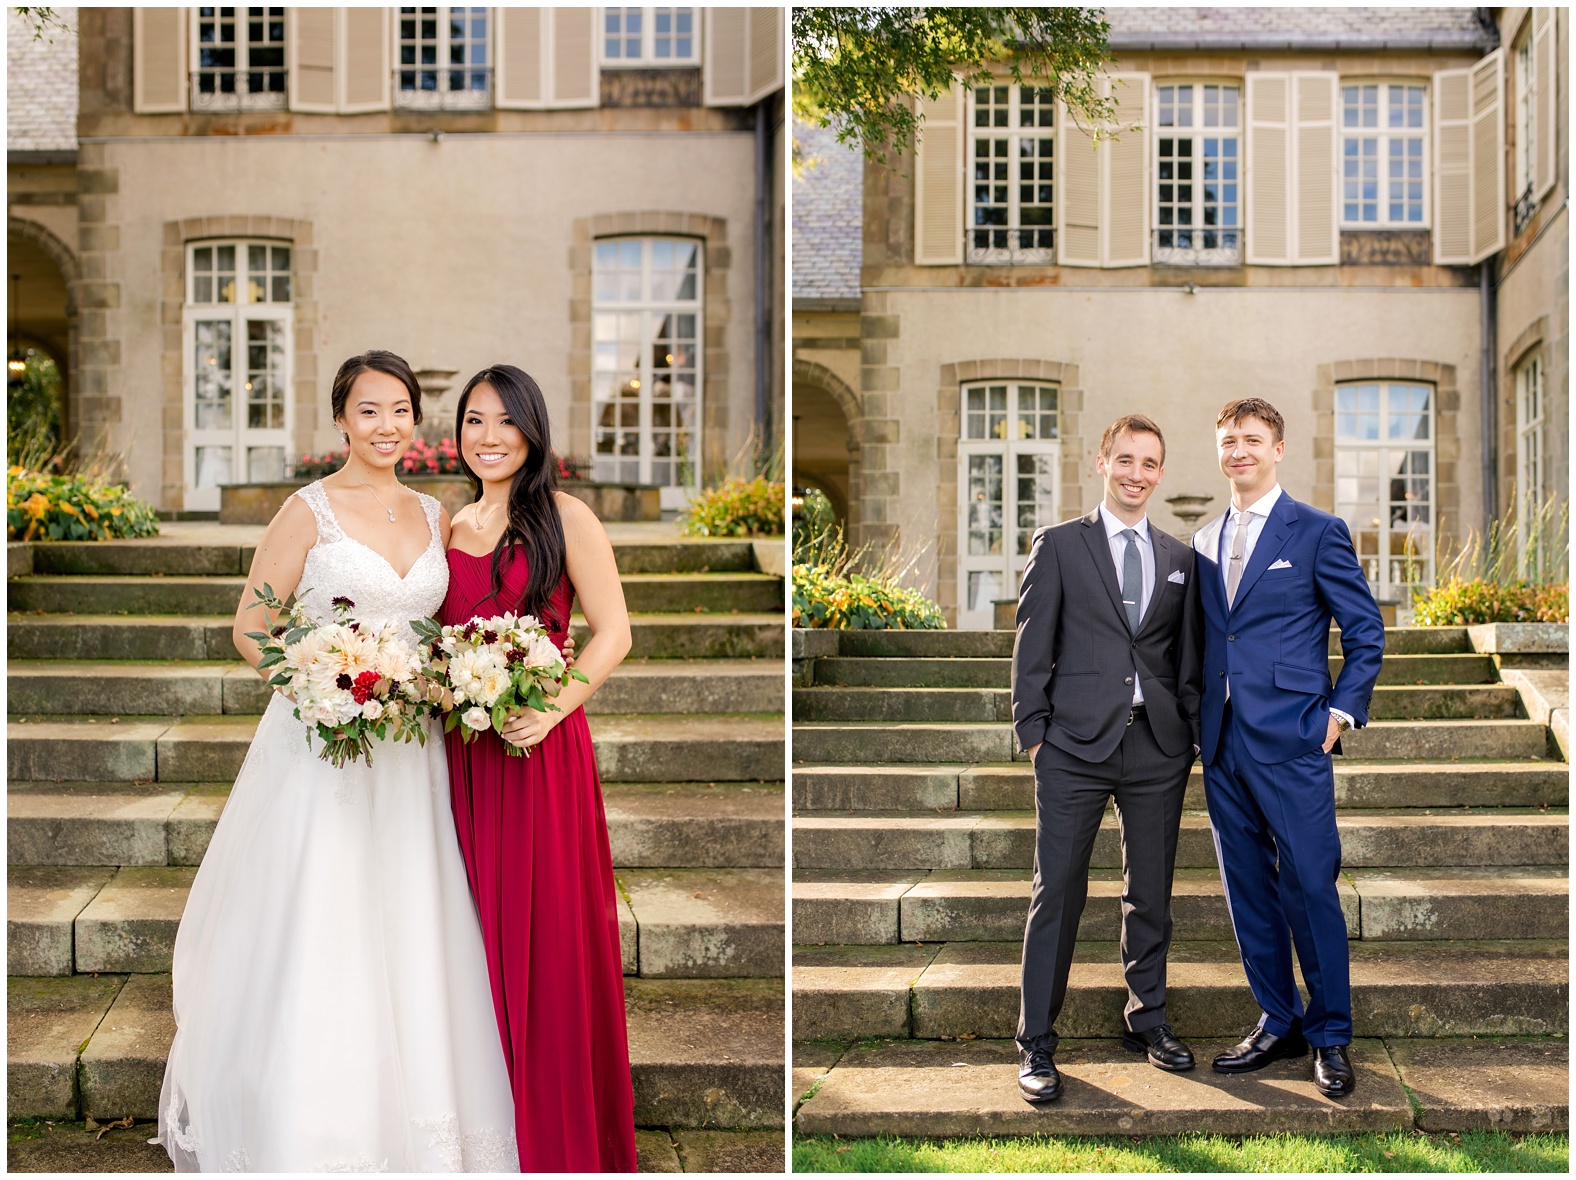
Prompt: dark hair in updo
<box><xmin>329</xmin><ymin>350</ymin><xmax>424</xmax><ymax>426</ymax></box>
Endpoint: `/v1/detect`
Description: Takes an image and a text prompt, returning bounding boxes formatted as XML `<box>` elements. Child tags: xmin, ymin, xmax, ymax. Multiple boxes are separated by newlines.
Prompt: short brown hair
<box><xmin>330</xmin><ymin>350</ymin><xmax>424</xmax><ymax>426</ymax></box>
<box><xmin>1216</xmin><ymin>398</ymin><xmax>1284</xmax><ymax>442</ymax></box>
<box><xmin>1100</xmin><ymin>414</ymin><xmax>1166</xmax><ymax>463</ymax></box>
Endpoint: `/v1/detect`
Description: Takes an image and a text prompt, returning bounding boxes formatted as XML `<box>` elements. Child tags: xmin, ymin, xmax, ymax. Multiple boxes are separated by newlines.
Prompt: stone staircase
<box><xmin>7</xmin><ymin>522</ymin><xmax>786</xmax><ymax>1173</ymax></box>
<box><xmin>790</xmin><ymin>626</ymin><xmax>1569</xmax><ymax>1137</ymax></box>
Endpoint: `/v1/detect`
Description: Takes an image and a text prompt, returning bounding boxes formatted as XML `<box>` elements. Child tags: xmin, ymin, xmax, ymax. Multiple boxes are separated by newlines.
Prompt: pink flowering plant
<box><xmin>293</xmin><ymin>442</ymin><xmax>588</xmax><ymax>481</ymax></box>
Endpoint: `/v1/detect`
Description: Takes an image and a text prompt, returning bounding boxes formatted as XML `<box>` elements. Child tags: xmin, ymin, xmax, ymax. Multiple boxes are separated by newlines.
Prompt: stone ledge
<box><xmin>1467</xmin><ymin>622</ymin><xmax>1569</xmax><ymax>655</ymax></box>
<box><xmin>792</xmin><ymin>628</ymin><xmax>839</xmax><ymax>660</ymax></box>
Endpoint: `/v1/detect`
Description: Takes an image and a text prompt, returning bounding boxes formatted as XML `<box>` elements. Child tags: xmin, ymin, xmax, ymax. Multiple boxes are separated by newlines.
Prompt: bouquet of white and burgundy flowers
<box><xmin>411</xmin><ymin>612</ymin><xmax>588</xmax><ymax>756</ymax></box>
<box><xmin>245</xmin><ymin>585</ymin><xmax>429</xmax><ymax>768</ymax></box>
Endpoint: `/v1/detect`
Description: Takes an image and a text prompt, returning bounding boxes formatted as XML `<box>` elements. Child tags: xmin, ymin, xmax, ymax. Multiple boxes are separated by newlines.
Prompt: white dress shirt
<box><xmin>1099</xmin><ymin>503</ymin><xmax>1153</xmax><ymax>705</ymax></box>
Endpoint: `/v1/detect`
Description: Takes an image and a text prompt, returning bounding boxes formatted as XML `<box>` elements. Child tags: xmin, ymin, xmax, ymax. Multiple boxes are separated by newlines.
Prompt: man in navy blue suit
<box><xmin>1191</xmin><ymin>398</ymin><xmax>1384</xmax><ymax>1098</ymax></box>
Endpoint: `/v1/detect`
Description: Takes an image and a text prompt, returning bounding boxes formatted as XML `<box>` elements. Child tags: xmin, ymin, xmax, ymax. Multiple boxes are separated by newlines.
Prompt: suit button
<box><xmin>1227</xmin><ymin>634</ymin><xmax>1236</xmax><ymax>641</ymax></box>
<box><xmin>1124</xmin><ymin>676</ymin><xmax>1134</xmax><ymax>685</ymax></box>
<box><xmin>1219</xmin><ymin>671</ymin><xmax>1225</xmax><ymax>677</ymax></box>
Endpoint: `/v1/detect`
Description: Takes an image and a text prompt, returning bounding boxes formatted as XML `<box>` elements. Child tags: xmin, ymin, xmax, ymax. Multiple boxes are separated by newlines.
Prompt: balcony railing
<box><xmin>394</xmin><ymin>66</ymin><xmax>493</xmax><ymax>111</ymax></box>
<box><xmin>1152</xmin><ymin>227</ymin><xmax>1242</xmax><ymax>267</ymax></box>
<box><xmin>1513</xmin><ymin>182</ymin><xmax>1538</xmax><ymax>236</ymax></box>
<box><xmin>190</xmin><ymin>69</ymin><xmax>288</xmax><ymax>112</ymax></box>
<box><xmin>965</xmin><ymin>228</ymin><xmax>1055</xmax><ymax>266</ymax></box>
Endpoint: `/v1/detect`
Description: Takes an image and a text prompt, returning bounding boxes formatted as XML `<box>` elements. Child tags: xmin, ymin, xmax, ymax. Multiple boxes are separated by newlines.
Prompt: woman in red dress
<box><xmin>440</xmin><ymin>364</ymin><xmax>636</xmax><ymax>1171</ymax></box>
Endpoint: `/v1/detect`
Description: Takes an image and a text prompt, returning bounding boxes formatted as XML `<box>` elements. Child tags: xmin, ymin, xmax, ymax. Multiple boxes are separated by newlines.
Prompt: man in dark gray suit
<box><xmin>1011</xmin><ymin>414</ymin><xmax>1204</xmax><ymax>1103</ymax></box>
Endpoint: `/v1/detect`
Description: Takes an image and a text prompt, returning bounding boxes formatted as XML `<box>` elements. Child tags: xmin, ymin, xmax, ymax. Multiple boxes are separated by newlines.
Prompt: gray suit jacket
<box><xmin>1011</xmin><ymin>509</ymin><xmax>1204</xmax><ymax>762</ymax></box>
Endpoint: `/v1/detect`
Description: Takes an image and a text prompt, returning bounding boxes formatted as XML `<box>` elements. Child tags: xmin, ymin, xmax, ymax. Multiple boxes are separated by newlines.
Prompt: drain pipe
<box><xmin>1480</xmin><ymin>259</ymin><xmax>1497</xmax><ymax>529</ymax></box>
<box><xmin>754</xmin><ymin>98</ymin><xmax>772</xmax><ymax>456</ymax></box>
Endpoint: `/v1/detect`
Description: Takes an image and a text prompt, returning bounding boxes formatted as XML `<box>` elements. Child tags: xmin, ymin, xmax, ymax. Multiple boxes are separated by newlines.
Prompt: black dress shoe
<box><xmin>1211</xmin><ymin>1023</ymin><xmax>1309</xmax><ymax>1073</ymax></box>
<box><xmin>1313</xmin><ymin>1044</ymin><xmax>1356</xmax><ymax>1097</ymax></box>
<box><xmin>1018</xmin><ymin>1047</ymin><xmax>1063</xmax><ymax>1104</ymax></box>
<box><xmin>1121</xmin><ymin>1022</ymin><xmax>1196</xmax><ymax>1071</ymax></box>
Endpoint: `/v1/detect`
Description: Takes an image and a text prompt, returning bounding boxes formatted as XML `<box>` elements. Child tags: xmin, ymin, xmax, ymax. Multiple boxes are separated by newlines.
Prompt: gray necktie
<box><xmin>1225</xmin><ymin>510</ymin><xmax>1252</xmax><ymax>606</ymax></box>
<box><xmin>1121</xmin><ymin>528</ymin><xmax>1142</xmax><ymax>631</ymax></box>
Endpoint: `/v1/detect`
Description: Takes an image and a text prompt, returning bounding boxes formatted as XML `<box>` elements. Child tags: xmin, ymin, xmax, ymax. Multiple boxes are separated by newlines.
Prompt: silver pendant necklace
<box><xmin>360</xmin><ymin>484</ymin><xmax>397</xmax><ymax>522</ymax></box>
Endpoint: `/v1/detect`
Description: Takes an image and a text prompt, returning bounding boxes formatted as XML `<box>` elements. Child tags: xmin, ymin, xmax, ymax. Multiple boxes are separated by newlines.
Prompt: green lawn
<box><xmin>793</xmin><ymin>1130</ymin><xmax>1569</xmax><ymax>1172</ymax></box>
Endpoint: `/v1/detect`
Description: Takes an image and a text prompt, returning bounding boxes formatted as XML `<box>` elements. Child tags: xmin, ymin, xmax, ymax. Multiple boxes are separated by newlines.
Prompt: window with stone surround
<box><xmin>1154</xmin><ymin>82</ymin><xmax>1241</xmax><ymax>265</ymax></box>
<box><xmin>591</xmin><ymin>237</ymin><xmax>702</xmax><ymax>497</ymax></box>
<box><xmin>396</xmin><ymin>7</ymin><xmax>491</xmax><ymax>110</ymax></box>
<box><xmin>1334</xmin><ymin>380</ymin><xmax>1434</xmax><ymax>605</ymax></box>
<box><xmin>192</xmin><ymin>7</ymin><xmax>287</xmax><ymax>111</ymax></box>
<box><xmin>957</xmin><ymin>382</ymin><xmax>1059</xmax><ymax>629</ymax></box>
<box><xmin>1515</xmin><ymin>351</ymin><xmax>1548</xmax><ymax>559</ymax></box>
<box><xmin>966</xmin><ymin>84</ymin><xmax>1056</xmax><ymax>264</ymax></box>
<box><xmin>1340</xmin><ymin>82</ymin><xmax>1428</xmax><ymax>227</ymax></box>
<box><xmin>601</xmin><ymin>7</ymin><xmax>698</xmax><ymax>65</ymax></box>
<box><xmin>1514</xmin><ymin>29</ymin><xmax>1537</xmax><ymax>214</ymax></box>
<box><xmin>184</xmin><ymin>240</ymin><xmax>294</xmax><ymax>509</ymax></box>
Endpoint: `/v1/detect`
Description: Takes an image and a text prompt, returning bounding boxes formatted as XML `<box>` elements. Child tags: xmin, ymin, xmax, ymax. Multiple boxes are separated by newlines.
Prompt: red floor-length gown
<box><xmin>441</xmin><ymin>545</ymin><xmax>637</xmax><ymax>1172</ymax></box>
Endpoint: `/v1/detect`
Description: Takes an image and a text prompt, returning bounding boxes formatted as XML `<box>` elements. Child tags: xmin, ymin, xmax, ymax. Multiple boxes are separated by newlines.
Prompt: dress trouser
<box><xmin>1017</xmin><ymin>709</ymin><xmax>1190</xmax><ymax>1053</ymax></box>
<box><xmin>1203</xmin><ymin>700</ymin><xmax>1352</xmax><ymax>1046</ymax></box>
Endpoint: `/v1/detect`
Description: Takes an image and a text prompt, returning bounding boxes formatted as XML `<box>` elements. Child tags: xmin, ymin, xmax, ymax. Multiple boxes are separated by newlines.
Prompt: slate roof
<box><xmin>793</xmin><ymin>119</ymin><xmax>863</xmax><ymax>305</ymax></box>
<box><xmin>7</xmin><ymin>6</ymin><xmax>79</xmax><ymax>154</ymax></box>
<box><xmin>1103</xmin><ymin>7</ymin><xmax>1493</xmax><ymax>53</ymax></box>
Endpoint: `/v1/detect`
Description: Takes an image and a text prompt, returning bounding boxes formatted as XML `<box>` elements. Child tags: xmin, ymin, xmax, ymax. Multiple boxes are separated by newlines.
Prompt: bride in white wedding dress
<box><xmin>156</xmin><ymin>352</ymin><xmax>517</xmax><ymax>1172</ymax></box>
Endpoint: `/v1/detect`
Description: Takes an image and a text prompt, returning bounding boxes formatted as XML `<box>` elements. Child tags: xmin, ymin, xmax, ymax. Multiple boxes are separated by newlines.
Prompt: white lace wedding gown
<box><xmin>156</xmin><ymin>481</ymin><xmax>518</xmax><ymax>1172</ymax></box>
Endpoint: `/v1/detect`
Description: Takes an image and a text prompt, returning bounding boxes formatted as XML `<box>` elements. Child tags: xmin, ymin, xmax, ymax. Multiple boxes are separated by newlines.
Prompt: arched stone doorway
<box><xmin>7</xmin><ymin>216</ymin><xmax>77</xmax><ymax>442</ymax></box>
<box><xmin>791</xmin><ymin>359</ymin><xmax>861</xmax><ymax>538</ymax></box>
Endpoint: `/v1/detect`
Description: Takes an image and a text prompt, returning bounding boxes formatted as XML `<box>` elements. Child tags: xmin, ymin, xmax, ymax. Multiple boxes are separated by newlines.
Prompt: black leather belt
<box><xmin>1127</xmin><ymin>703</ymin><xmax>1146</xmax><ymax>727</ymax></box>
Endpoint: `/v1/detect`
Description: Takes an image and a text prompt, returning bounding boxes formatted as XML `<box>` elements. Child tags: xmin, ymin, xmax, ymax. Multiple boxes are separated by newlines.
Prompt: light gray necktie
<box><xmin>1225</xmin><ymin>510</ymin><xmax>1252</xmax><ymax>607</ymax></box>
<box><xmin>1121</xmin><ymin>528</ymin><xmax>1142</xmax><ymax>631</ymax></box>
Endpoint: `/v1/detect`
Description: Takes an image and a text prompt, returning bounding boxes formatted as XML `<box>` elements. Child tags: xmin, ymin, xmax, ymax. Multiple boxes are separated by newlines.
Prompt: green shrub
<box><xmin>681</xmin><ymin>476</ymin><xmax>786</xmax><ymax>537</ymax></box>
<box><xmin>6</xmin><ymin>350</ymin><xmax>63</xmax><ymax>468</ymax></box>
<box><xmin>793</xmin><ymin>561</ymin><xmax>946</xmax><ymax>630</ymax></box>
<box><xmin>1412</xmin><ymin>578</ymin><xmax>1569</xmax><ymax>626</ymax></box>
<box><xmin>793</xmin><ymin>486</ymin><xmax>837</xmax><ymax>551</ymax></box>
<box><xmin>8</xmin><ymin>467</ymin><xmax>160</xmax><ymax>542</ymax></box>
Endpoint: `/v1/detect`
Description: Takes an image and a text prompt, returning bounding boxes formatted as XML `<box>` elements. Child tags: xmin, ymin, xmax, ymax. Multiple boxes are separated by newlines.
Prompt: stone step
<box><xmin>792</xmin><ymin>1034</ymin><xmax>1566</xmax><ymax>1137</ymax></box>
<box><xmin>791</xmin><ymin>719</ymin><xmax>1553</xmax><ymax>764</ymax></box>
<box><xmin>9</xmin><ymin>713</ymin><xmax>784</xmax><ymax>785</ymax></box>
<box><xmin>7</xmin><ymin>780</ymin><xmax>784</xmax><ymax>870</ymax></box>
<box><xmin>793</xmin><ymin>684</ymin><xmax>1521</xmax><ymax>723</ymax></box>
<box><xmin>791</xmin><ymin>867</ymin><xmax>1567</xmax><ymax>946</ymax></box>
<box><xmin>8</xmin><ymin>864</ymin><xmax>783</xmax><ymax>979</ymax></box>
<box><xmin>791</xmin><ymin>810</ymin><xmax>1568</xmax><ymax>872</ymax></box>
<box><xmin>8</xmin><ymin>571</ymin><xmax>783</xmax><ymax>616</ymax></box>
<box><xmin>810</xmin><ymin>653</ymin><xmax>1498</xmax><ymax>689</ymax></box>
<box><xmin>8</xmin><ymin>972</ymin><xmax>785</xmax><ymax>1127</ymax></box>
<box><xmin>8</xmin><ymin>658</ymin><xmax>785</xmax><ymax>718</ymax></box>
<box><xmin>791</xmin><ymin>760</ymin><xmax>1571</xmax><ymax>812</ymax></box>
<box><xmin>790</xmin><ymin>939</ymin><xmax>1570</xmax><ymax>1042</ymax></box>
<box><xmin>21</xmin><ymin>537</ymin><xmax>762</xmax><ymax>577</ymax></box>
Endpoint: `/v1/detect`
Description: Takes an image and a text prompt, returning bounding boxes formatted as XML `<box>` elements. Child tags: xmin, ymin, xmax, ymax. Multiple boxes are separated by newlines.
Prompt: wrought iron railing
<box><xmin>1513</xmin><ymin>182</ymin><xmax>1538</xmax><ymax>236</ymax></box>
<box><xmin>393</xmin><ymin>66</ymin><xmax>493</xmax><ymax>111</ymax></box>
<box><xmin>1152</xmin><ymin>227</ymin><xmax>1242</xmax><ymax>267</ymax></box>
<box><xmin>190</xmin><ymin>69</ymin><xmax>288</xmax><ymax>112</ymax></box>
<box><xmin>964</xmin><ymin>228</ymin><xmax>1055</xmax><ymax>265</ymax></box>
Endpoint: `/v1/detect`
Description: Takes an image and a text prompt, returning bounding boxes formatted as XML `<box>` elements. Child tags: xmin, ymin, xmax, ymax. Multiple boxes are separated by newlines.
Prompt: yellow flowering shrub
<box><xmin>681</xmin><ymin>477</ymin><xmax>786</xmax><ymax>538</ymax></box>
<box><xmin>7</xmin><ymin>467</ymin><xmax>160</xmax><ymax>542</ymax></box>
<box><xmin>792</xmin><ymin>562</ymin><xmax>946</xmax><ymax>630</ymax></box>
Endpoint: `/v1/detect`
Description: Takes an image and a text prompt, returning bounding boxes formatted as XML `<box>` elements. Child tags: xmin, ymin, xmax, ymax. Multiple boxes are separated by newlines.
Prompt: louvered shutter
<box><xmin>914</xmin><ymin>83</ymin><xmax>964</xmax><ymax>266</ymax></box>
<box><xmin>289</xmin><ymin>7</ymin><xmax>337</xmax><ymax>112</ymax></box>
<box><xmin>1433</xmin><ymin>67</ymin><xmax>1472</xmax><ymax>263</ymax></box>
<box><xmin>340</xmin><ymin>6</ymin><xmax>389</xmax><ymax>113</ymax></box>
<box><xmin>1534</xmin><ymin>8</ymin><xmax>1556</xmax><ymax>201</ymax></box>
<box><xmin>495</xmin><ymin>8</ymin><xmax>546</xmax><ymax>109</ymax></box>
<box><xmin>704</xmin><ymin>9</ymin><xmax>748</xmax><ymax>105</ymax></box>
<box><xmin>1293</xmin><ymin>72</ymin><xmax>1338</xmax><ymax>265</ymax></box>
<box><xmin>1469</xmin><ymin>49</ymin><xmax>1506</xmax><ymax>261</ymax></box>
<box><xmin>1246</xmin><ymin>72</ymin><xmax>1291</xmax><ymax>264</ymax></box>
<box><xmin>134</xmin><ymin>8</ymin><xmax>187</xmax><ymax>113</ymax></box>
<box><xmin>1058</xmin><ymin>97</ymin><xmax>1102</xmax><ymax>267</ymax></box>
<box><xmin>549</xmin><ymin>7</ymin><xmax>597</xmax><ymax>108</ymax></box>
<box><xmin>1103</xmin><ymin>72</ymin><xmax>1150</xmax><ymax>267</ymax></box>
<box><xmin>746</xmin><ymin>7</ymin><xmax>784</xmax><ymax>103</ymax></box>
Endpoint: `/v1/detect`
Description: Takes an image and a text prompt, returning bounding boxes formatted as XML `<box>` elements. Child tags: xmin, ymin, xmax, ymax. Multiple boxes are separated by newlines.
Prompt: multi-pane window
<box><xmin>967</xmin><ymin>85</ymin><xmax>1055</xmax><ymax>264</ymax></box>
<box><xmin>591</xmin><ymin>238</ymin><xmax>702</xmax><ymax>495</ymax></box>
<box><xmin>1514</xmin><ymin>32</ymin><xmax>1538</xmax><ymax>230</ymax></box>
<box><xmin>1154</xmin><ymin>83</ymin><xmax>1240</xmax><ymax>264</ymax></box>
<box><xmin>602</xmin><ymin>8</ymin><xmax>697</xmax><ymax>64</ymax></box>
<box><xmin>957</xmin><ymin>383</ymin><xmax>1059</xmax><ymax>628</ymax></box>
<box><xmin>184</xmin><ymin>241</ymin><xmax>293</xmax><ymax>508</ymax></box>
<box><xmin>1334</xmin><ymin>382</ymin><xmax>1434</xmax><ymax>607</ymax></box>
<box><xmin>1341</xmin><ymin>83</ymin><xmax>1427</xmax><ymax>226</ymax></box>
<box><xmin>192</xmin><ymin>7</ymin><xmax>286</xmax><ymax>111</ymax></box>
<box><xmin>397</xmin><ymin>7</ymin><xmax>490</xmax><ymax>109</ymax></box>
<box><xmin>1515</xmin><ymin>353</ymin><xmax>1549</xmax><ymax>568</ymax></box>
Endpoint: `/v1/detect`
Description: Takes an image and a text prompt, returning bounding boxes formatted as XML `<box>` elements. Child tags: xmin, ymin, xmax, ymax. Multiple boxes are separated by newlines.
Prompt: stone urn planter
<box><xmin>219</xmin><ymin>476</ymin><xmax>660</xmax><ymax>525</ymax></box>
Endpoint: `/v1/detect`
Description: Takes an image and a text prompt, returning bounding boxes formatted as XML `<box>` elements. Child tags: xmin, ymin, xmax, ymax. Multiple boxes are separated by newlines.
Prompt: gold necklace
<box><xmin>475</xmin><ymin>499</ymin><xmax>504</xmax><ymax>531</ymax></box>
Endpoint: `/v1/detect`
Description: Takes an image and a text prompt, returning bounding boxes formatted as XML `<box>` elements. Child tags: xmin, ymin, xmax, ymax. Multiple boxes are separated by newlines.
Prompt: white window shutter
<box><xmin>1433</xmin><ymin>66</ymin><xmax>1473</xmax><ymax>263</ymax></box>
<box><xmin>134</xmin><ymin>7</ymin><xmax>187</xmax><ymax>113</ymax></box>
<box><xmin>1534</xmin><ymin>8</ymin><xmax>1557</xmax><ymax>201</ymax></box>
<box><xmin>1246</xmin><ymin>72</ymin><xmax>1291</xmax><ymax>265</ymax></box>
<box><xmin>549</xmin><ymin>8</ymin><xmax>598</xmax><ymax>109</ymax></box>
<box><xmin>1058</xmin><ymin>98</ymin><xmax>1102</xmax><ymax>267</ymax></box>
<box><xmin>339</xmin><ymin>7</ymin><xmax>389</xmax><ymax>113</ymax></box>
<box><xmin>746</xmin><ymin>8</ymin><xmax>784</xmax><ymax>104</ymax></box>
<box><xmin>704</xmin><ymin>9</ymin><xmax>749</xmax><ymax>106</ymax></box>
<box><xmin>914</xmin><ymin>83</ymin><xmax>963</xmax><ymax>266</ymax></box>
<box><xmin>1293</xmin><ymin>72</ymin><xmax>1339</xmax><ymax>265</ymax></box>
<box><xmin>1103</xmin><ymin>72</ymin><xmax>1150</xmax><ymax>267</ymax></box>
<box><xmin>1469</xmin><ymin>48</ymin><xmax>1507</xmax><ymax>261</ymax></box>
<box><xmin>495</xmin><ymin>7</ymin><xmax>547</xmax><ymax>110</ymax></box>
<box><xmin>289</xmin><ymin>7</ymin><xmax>338</xmax><ymax>113</ymax></box>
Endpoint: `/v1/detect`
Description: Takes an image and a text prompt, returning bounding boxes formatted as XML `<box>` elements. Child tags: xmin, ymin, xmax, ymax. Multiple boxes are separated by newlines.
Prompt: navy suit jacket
<box><xmin>1191</xmin><ymin>491</ymin><xmax>1385</xmax><ymax>766</ymax></box>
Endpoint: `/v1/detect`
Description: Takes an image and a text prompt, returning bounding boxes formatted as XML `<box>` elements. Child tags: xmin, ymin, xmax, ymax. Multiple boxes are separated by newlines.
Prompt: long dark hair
<box><xmin>454</xmin><ymin>365</ymin><xmax>567</xmax><ymax>629</ymax></box>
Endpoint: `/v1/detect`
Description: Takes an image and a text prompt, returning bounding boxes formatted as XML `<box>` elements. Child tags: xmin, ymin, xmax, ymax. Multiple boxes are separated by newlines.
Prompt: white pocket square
<box><xmin>1268</xmin><ymin>558</ymin><xmax>1293</xmax><ymax>570</ymax></box>
<box><xmin>1167</xmin><ymin>569</ymin><xmax>1186</xmax><ymax>584</ymax></box>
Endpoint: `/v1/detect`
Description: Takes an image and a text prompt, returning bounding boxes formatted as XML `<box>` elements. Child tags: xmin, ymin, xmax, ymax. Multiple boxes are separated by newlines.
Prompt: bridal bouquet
<box><xmin>245</xmin><ymin>585</ymin><xmax>429</xmax><ymax>768</ymax></box>
<box><xmin>411</xmin><ymin>612</ymin><xmax>588</xmax><ymax>756</ymax></box>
